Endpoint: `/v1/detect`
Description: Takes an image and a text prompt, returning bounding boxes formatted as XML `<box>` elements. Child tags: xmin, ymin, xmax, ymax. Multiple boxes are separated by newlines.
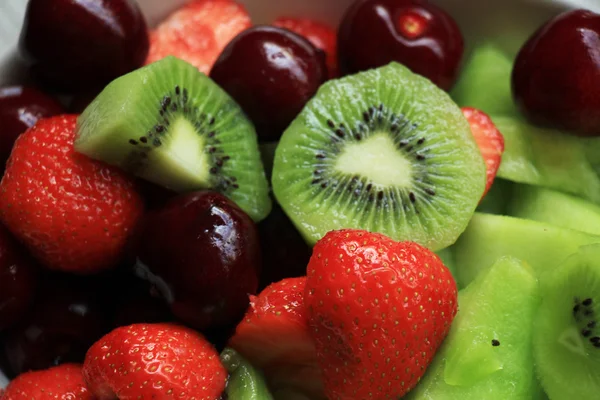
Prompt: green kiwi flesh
<box><xmin>451</xmin><ymin>43</ymin><xmax>518</xmax><ymax>117</ymax></box>
<box><xmin>221</xmin><ymin>348</ymin><xmax>274</xmax><ymax>400</ymax></box>
<box><xmin>272</xmin><ymin>62</ymin><xmax>486</xmax><ymax>250</ymax></box>
<box><xmin>406</xmin><ymin>257</ymin><xmax>541</xmax><ymax>400</ymax></box>
<box><xmin>75</xmin><ymin>56</ymin><xmax>271</xmax><ymax>221</ymax></box>
<box><xmin>509</xmin><ymin>184</ymin><xmax>600</xmax><ymax>236</ymax></box>
<box><xmin>494</xmin><ymin>117</ymin><xmax>600</xmax><ymax>204</ymax></box>
<box><xmin>452</xmin><ymin>213</ymin><xmax>600</xmax><ymax>288</ymax></box>
<box><xmin>534</xmin><ymin>244</ymin><xmax>600</xmax><ymax>400</ymax></box>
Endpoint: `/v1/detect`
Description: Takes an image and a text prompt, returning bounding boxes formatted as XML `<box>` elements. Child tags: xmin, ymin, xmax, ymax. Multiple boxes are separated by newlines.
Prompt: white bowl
<box><xmin>0</xmin><ymin>0</ymin><xmax>598</xmax><ymax>391</ymax></box>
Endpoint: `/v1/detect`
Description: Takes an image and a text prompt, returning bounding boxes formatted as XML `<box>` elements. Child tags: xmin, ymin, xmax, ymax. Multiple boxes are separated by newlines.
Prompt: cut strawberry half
<box><xmin>229</xmin><ymin>277</ymin><xmax>325</xmax><ymax>399</ymax></box>
<box><xmin>273</xmin><ymin>17</ymin><xmax>338</xmax><ymax>78</ymax></box>
<box><xmin>462</xmin><ymin>107</ymin><xmax>505</xmax><ymax>199</ymax></box>
<box><xmin>146</xmin><ymin>0</ymin><xmax>252</xmax><ymax>75</ymax></box>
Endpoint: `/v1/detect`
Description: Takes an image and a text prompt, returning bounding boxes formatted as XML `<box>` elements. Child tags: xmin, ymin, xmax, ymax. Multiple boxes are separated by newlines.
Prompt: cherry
<box><xmin>0</xmin><ymin>86</ymin><xmax>63</xmax><ymax>168</ymax></box>
<box><xmin>338</xmin><ymin>0</ymin><xmax>464</xmax><ymax>91</ymax></box>
<box><xmin>210</xmin><ymin>26</ymin><xmax>328</xmax><ymax>141</ymax></box>
<box><xmin>3</xmin><ymin>274</ymin><xmax>111</xmax><ymax>375</ymax></box>
<box><xmin>132</xmin><ymin>191</ymin><xmax>261</xmax><ymax>332</ymax></box>
<box><xmin>258</xmin><ymin>203</ymin><xmax>311</xmax><ymax>290</ymax></box>
<box><xmin>0</xmin><ymin>224</ymin><xmax>38</xmax><ymax>332</ymax></box>
<box><xmin>512</xmin><ymin>9</ymin><xmax>600</xmax><ymax>137</ymax></box>
<box><xmin>18</xmin><ymin>0</ymin><xmax>149</xmax><ymax>93</ymax></box>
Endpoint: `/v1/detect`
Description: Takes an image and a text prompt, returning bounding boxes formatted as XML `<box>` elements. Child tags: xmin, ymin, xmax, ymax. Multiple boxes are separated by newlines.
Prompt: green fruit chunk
<box><xmin>221</xmin><ymin>348</ymin><xmax>274</xmax><ymax>400</ymax></box>
<box><xmin>451</xmin><ymin>43</ymin><xmax>518</xmax><ymax>117</ymax></box>
<box><xmin>407</xmin><ymin>257</ymin><xmax>540</xmax><ymax>399</ymax></box>
<box><xmin>272</xmin><ymin>62</ymin><xmax>486</xmax><ymax>250</ymax></box>
<box><xmin>76</xmin><ymin>56</ymin><xmax>271</xmax><ymax>221</ymax></box>
<box><xmin>509</xmin><ymin>184</ymin><xmax>600</xmax><ymax>236</ymax></box>
<box><xmin>476</xmin><ymin>178</ymin><xmax>513</xmax><ymax>215</ymax></box>
<box><xmin>494</xmin><ymin>117</ymin><xmax>600</xmax><ymax>203</ymax></box>
<box><xmin>453</xmin><ymin>213</ymin><xmax>600</xmax><ymax>288</ymax></box>
<box><xmin>534</xmin><ymin>244</ymin><xmax>600</xmax><ymax>400</ymax></box>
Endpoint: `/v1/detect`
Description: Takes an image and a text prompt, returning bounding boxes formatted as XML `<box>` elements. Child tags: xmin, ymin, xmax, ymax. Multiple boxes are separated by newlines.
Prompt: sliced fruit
<box><xmin>462</xmin><ymin>107</ymin><xmax>505</xmax><ymax>199</ymax></box>
<box><xmin>272</xmin><ymin>62</ymin><xmax>486</xmax><ymax>250</ymax></box>
<box><xmin>453</xmin><ymin>213</ymin><xmax>600</xmax><ymax>287</ymax></box>
<box><xmin>76</xmin><ymin>56</ymin><xmax>271</xmax><ymax>221</ymax></box>
<box><xmin>451</xmin><ymin>42</ymin><xmax>518</xmax><ymax>116</ymax></box>
<box><xmin>406</xmin><ymin>257</ymin><xmax>541</xmax><ymax>399</ymax></box>
<box><xmin>508</xmin><ymin>184</ymin><xmax>600</xmax><ymax>236</ymax></box>
<box><xmin>494</xmin><ymin>116</ymin><xmax>600</xmax><ymax>203</ymax></box>
<box><xmin>221</xmin><ymin>348</ymin><xmax>274</xmax><ymax>400</ymax></box>
<box><xmin>534</xmin><ymin>244</ymin><xmax>600</xmax><ymax>399</ymax></box>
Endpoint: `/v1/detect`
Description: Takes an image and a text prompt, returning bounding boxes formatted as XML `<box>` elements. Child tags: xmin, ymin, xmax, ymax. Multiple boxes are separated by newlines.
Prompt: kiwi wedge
<box><xmin>272</xmin><ymin>62</ymin><xmax>486</xmax><ymax>250</ymax></box>
<box><xmin>407</xmin><ymin>257</ymin><xmax>541</xmax><ymax>400</ymax></box>
<box><xmin>452</xmin><ymin>213</ymin><xmax>600</xmax><ymax>288</ymax></box>
<box><xmin>534</xmin><ymin>244</ymin><xmax>600</xmax><ymax>400</ymax></box>
<box><xmin>75</xmin><ymin>56</ymin><xmax>271</xmax><ymax>221</ymax></box>
<box><xmin>451</xmin><ymin>42</ymin><xmax>519</xmax><ymax>117</ymax></box>
<box><xmin>221</xmin><ymin>348</ymin><xmax>274</xmax><ymax>400</ymax></box>
<box><xmin>494</xmin><ymin>117</ymin><xmax>600</xmax><ymax>204</ymax></box>
<box><xmin>509</xmin><ymin>184</ymin><xmax>600</xmax><ymax>236</ymax></box>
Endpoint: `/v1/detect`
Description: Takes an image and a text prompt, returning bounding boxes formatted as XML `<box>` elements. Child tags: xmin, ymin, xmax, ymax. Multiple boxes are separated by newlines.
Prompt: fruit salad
<box><xmin>0</xmin><ymin>0</ymin><xmax>599</xmax><ymax>399</ymax></box>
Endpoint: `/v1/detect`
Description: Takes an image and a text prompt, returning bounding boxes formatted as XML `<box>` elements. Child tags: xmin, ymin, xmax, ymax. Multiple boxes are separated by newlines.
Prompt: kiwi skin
<box><xmin>272</xmin><ymin>62</ymin><xmax>486</xmax><ymax>250</ymax></box>
<box><xmin>534</xmin><ymin>244</ymin><xmax>600</xmax><ymax>400</ymax></box>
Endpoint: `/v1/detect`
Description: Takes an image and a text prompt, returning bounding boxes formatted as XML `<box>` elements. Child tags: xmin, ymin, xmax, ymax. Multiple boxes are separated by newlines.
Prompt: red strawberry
<box><xmin>0</xmin><ymin>115</ymin><xmax>143</xmax><ymax>274</ymax></box>
<box><xmin>462</xmin><ymin>107</ymin><xmax>505</xmax><ymax>199</ymax></box>
<box><xmin>305</xmin><ymin>229</ymin><xmax>457</xmax><ymax>399</ymax></box>
<box><xmin>83</xmin><ymin>323</ymin><xmax>226</xmax><ymax>399</ymax></box>
<box><xmin>229</xmin><ymin>277</ymin><xmax>326</xmax><ymax>399</ymax></box>
<box><xmin>273</xmin><ymin>17</ymin><xmax>338</xmax><ymax>78</ymax></box>
<box><xmin>146</xmin><ymin>0</ymin><xmax>252</xmax><ymax>75</ymax></box>
<box><xmin>2</xmin><ymin>363</ymin><xmax>92</xmax><ymax>399</ymax></box>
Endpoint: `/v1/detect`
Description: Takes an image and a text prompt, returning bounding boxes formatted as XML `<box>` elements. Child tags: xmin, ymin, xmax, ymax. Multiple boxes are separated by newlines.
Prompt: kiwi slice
<box><xmin>221</xmin><ymin>348</ymin><xmax>274</xmax><ymax>400</ymax></box>
<box><xmin>75</xmin><ymin>56</ymin><xmax>271</xmax><ymax>221</ymax></box>
<box><xmin>451</xmin><ymin>42</ymin><xmax>519</xmax><ymax>117</ymax></box>
<box><xmin>494</xmin><ymin>117</ymin><xmax>600</xmax><ymax>204</ymax></box>
<box><xmin>406</xmin><ymin>257</ymin><xmax>541</xmax><ymax>400</ymax></box>
<box><xmin>272</xmin><ymin>62</ymin><xmax>486</xmax><ymax>250</ymax></box>
<box><xmin>452</xmin><ymin>213</ymin><xmax>600</xmax><ymax>288</ymax></box>
<box><xmin>534</xmin><ymin>244</ymin><xmax>600</xmax><ymax>399</ymax></box>
<box><xmin>509</xmin><ymin>184</ymin><xmax>600</xmax><ymax>236</ymax></box>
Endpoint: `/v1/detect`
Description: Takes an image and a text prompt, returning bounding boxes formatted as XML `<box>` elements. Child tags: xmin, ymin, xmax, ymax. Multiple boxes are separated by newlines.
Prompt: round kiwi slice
<box><xmin>534</xmin><ymin>244</ymin><xmax>600</xmax><ymax>399</ymax></box>
<box><xmin>272</xmin><ymin>62</ymin><xmax>486</xmax><ymax>250</ymax></box>
<box><xmin>75</xmin><ymin>56</ymin><xmax>271</xmax><ymax>221</ymax></box>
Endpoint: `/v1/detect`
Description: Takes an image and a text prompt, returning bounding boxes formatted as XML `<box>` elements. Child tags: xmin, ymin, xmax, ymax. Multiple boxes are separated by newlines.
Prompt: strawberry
<box><xmin>0</xmin><ymin>115</ymin><xmax>143</xmax><ymax>274</ymax></box>
<box><xmin>273</xmin><ymin>17</ymin><xmax>338</xmax><ymax>78</ymax></box>
<box><xmin>462</xmin><ymin>107</ymin><xmax>505</xmax><ymax>199</ymax></box>
<box><xmin>2</xmin><ymin>363</ymin><xmax>92</xmax><ymax>399</ymax></box>
<box><xmin>146</xmin><ymin>0</ymin><xmax>252</xmax><ymax>75</ymax></box>
<box><xmin>83</xmin><ymin>323</ymin><xmax>226</xmax><ymax>399</ymax></box>
<box><xmin>305</xmin><ymin>229</ymin><xmax>458</xmax><ymax>399</ymax></box>
<box><xmin>229</xmin><ymin>277</ymin><xmax>326</xmax><ymax>399</ymax></box>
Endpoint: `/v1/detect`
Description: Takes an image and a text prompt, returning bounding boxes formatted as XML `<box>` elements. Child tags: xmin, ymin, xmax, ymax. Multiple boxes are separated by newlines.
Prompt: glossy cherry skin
<box><xmin>133</xmin><ymin>191</ymin><xmax>261</xmax><ymax>332</ymax></box>
<box><xmin>512</xmin><ymin>9</ymin><xmax>600</xmax><ymax>137</ymax></box>
<box><xmin>0</xmin><ymin>86</ymin><xmax>63</xmax><ymax>167</ymax></box>
<box><xmin>3</xmin><ymin>275</ymin><xmax>111</xmax><ymax>375</ymax></box>
<box><xmin>338</xmin><ymin>0</ymin><xmax>464</xmax><ymax>90</ymax></box>
<box><xmin>258</xmin><ymin>202</ymin><xmax>311</xmax><ymax>290</ymax></box>
<box><xmin>210</xmin><ymin>26</ymin><xmax>328</xmax><ymax>141</ymax></box>
<box><xmin>19</xmin><ymin>0</ymin><xmax>149</xmax><ymax>93</ymax></box>
<box><xmin>0</xmin><ymin>224</ymin><xmax>38</xmax><ymax>332</ymax></box>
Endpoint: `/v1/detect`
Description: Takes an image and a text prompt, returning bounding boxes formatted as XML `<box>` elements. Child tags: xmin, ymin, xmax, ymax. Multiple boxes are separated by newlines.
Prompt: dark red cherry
<box><xmin>258</xmin><ymin>202</ymin><xmax>311</xmax><ymax>290</ymax></box>
<box><xmin>18</xmin><ymin>0</ymin><xmax>149</xmax><ymax>93</ymax></box>
<box><xmin>3</xmin><ymin>275</ymin><xmax>110</xmax><ymax>375</ymax></box>
<box><xmin>133</xmin><ymin>191</ymin><xmax>261</xmax><ymax>332</ymax></box>
<box><xmin>0</xmin><ymin>86</ymin><xmax>63</xmax><ymax>167</ymax></box>
<box><xmin>210</xmin><ymin>26</ymin><xmax>328</xmax><ymax>141</ymax></box>
<box><xmin>512</xmin><ymin>9</ymin><xmax>600</xmax><ymax>137</ymax></box>
<box><xmin>338</xmin><ymin>0</ymin><xmax>464</xmax><ymax>90</ymax></box>
<box><xmin>0</xmin><ymin>224</ymin><xmax>38</xmax><ymax>332</ymax></box>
